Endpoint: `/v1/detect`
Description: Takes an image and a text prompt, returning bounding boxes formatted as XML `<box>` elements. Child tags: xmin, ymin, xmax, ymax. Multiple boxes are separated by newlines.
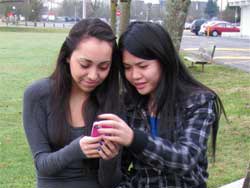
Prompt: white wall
<box><xmin>241</xmin><ymin>5</ymin><xmax>250</xmax><ymax>37</ymax></box>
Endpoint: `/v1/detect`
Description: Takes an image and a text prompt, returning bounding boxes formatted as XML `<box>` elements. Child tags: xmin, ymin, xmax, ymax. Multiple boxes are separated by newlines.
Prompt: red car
<box><xmin>205</xmin><ymin>22</ymin><xmax>240</xmax><ymax>37</ymax></box>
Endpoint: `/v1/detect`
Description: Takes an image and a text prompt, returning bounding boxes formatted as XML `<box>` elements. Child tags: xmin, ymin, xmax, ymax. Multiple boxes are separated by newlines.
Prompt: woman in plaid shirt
<box><xmin>96</xmin><ymin>22</ymin><xmax>226</xmax><ymax>188</ymax></box>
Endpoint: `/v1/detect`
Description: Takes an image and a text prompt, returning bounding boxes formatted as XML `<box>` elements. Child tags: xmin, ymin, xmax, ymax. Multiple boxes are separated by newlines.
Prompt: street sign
<box><xmin>116</xmin><ymin>10</ymin><xmax>121</xmax><ymax>16</ymax></box>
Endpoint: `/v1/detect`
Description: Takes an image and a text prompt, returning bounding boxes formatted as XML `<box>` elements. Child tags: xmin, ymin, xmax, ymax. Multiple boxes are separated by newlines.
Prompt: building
<box><xmin>187</xmin><ymin>1</ymin><xmax>208</xmax><ymax>21</ymax></box>
<box><xmin>228</xmin><ymin>0</ymin><xmax>250</xmax><ymax>37</ymax></box>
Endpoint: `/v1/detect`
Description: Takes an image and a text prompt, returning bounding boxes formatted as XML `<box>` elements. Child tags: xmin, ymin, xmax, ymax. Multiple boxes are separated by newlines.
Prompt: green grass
<box><xmin>0</xmin><ymin>31</ymin><xmax>249</xmax><ymax>188</ymax></box>
<box><xmin>0</xmin><ymin>31</ymin><xmax>67</xmax><ymax>188</ymax></box>
<box><xmin>188</xmin><ymin>65</ymin><xmax>250</xmax><ymax>187</ymax></box>
<box><xmin>0</xmin><ymin>26</ymin><xmax>69</xmax><ymax>33</ymax></box>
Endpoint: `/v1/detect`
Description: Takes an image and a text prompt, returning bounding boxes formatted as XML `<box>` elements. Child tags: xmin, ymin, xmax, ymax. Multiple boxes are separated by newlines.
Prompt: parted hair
<box><xmin>50</xmin><ymin>18</ymin><xmax>119</xmax><ymax>147</ymax></box>
<box><xmin>118</xmin><ymin>21</ymin><xmax>226</xmax><ymax>160</ymax></box>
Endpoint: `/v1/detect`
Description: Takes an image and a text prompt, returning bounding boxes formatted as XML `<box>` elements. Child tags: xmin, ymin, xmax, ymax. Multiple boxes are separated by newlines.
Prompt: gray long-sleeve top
<box><xmin>23</xmin><ymin>78</ymin><xmax>121</xmax><ymax>188</ymax></box>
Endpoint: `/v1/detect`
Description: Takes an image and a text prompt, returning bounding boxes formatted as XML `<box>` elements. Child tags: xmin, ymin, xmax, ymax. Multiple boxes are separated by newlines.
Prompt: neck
<box><xmin>148</xmin><ymin>96</ymin><xmax>156</xmax><ymax>116</ymax></box>
<box><xmin>70</xmin><ymin>83</ymin><xmax>89</xmax><ymax>102</ymax></box>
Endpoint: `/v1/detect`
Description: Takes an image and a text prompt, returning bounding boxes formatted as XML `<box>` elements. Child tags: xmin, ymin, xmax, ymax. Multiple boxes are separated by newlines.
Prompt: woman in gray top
<box><xmin>23</xmin><ymin>18</ymin><xmax>121</xmax><ymax>188</ymax></box>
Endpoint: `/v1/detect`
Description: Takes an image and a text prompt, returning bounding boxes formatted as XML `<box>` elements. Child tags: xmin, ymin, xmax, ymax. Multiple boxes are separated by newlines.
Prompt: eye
<box><xmin>139</xmin><ymin>64</ymin><xmax>148</xmax><ymax>69</ymax></box>
<box><xmin>98</xmin><ymin>63</ymin><xmax>110</xmax><ymax>70</ymax></box>
<box><xmin>123</xmin><ymin>65</ymin><xmax>131</xmax><ymax>70</ymax></box>
<box><xmin>79</xmin><ymin>63</ymin><xmax>89</xmax><ymax>69</ymax></box>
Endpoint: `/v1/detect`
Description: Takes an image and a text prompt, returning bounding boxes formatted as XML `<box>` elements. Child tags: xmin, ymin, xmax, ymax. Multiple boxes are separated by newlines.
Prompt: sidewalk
<box><xmin>219</xmin><ymin>178</ymin><xmax>244</xmax><ymax>188</ymax></box>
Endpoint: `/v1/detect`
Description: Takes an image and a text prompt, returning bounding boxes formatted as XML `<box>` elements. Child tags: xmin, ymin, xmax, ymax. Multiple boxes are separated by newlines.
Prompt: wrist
<box><xmin>126</xmin><ymin>128</ymin><xmax>134</xmax><ymax>146</ymax></box>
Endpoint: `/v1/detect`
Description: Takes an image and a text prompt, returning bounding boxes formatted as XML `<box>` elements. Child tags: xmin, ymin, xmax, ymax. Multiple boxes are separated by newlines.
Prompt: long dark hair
<box><xmin>50</xmin><ymin>18</ymin><xmax>119</xmax><ymax>147</ymax></box>
<box><xmin>118</xmin><ymin>21</ymin><xmax>226</xmax><ymax>160</ymax></box>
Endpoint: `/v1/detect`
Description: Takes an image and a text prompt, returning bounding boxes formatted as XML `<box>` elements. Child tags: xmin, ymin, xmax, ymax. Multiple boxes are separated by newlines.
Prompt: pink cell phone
<box><xmin>91</xmin><ymin>123</ymin><xmax>111</xmax><ymax>137</ymax></box>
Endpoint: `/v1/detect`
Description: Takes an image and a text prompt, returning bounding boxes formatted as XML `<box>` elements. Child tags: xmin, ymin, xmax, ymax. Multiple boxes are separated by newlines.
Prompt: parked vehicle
<box><xmin>205</xmin><ymin>22</ymin><xmax>240</xmax><ymax>37</ymax></box>
<box><xmin>190</xmin><ymin>19</ymin><xmax>207</xmax><ymax>35</ymax></box>
<box><xmin>184</xmin><ymin>22</ymin><xmax>191</xmax><ymax>30</ymax></box>
<box><xmin>199</xmin><ymin>20</ymin><xmax>228</xmax><ymax>36</ymax></box>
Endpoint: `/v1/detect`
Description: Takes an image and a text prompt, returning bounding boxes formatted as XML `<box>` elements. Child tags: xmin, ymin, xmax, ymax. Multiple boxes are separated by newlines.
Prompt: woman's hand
<box><xmin>96</xmin><ymin>114</ymin><xmax>134</xmax><ymax>147</ymax></box>
<box><xmin>79</xmin><ymin>136</ymin><xmax>103</xmax><ymax>158</ymax></box>
<box><xmin>98</xmin><ymin>139</ymin><xmax>120</xmax><ymax>160</ymax></box>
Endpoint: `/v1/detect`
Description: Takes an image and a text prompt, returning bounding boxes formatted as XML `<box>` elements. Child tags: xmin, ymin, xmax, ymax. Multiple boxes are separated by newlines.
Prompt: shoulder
<box><xmin>23</xmin><ymin>78</ymin><xmax>53</xmax><ymax>103</ymax></box>
<box><xmin>180</xmin><ymin>90</ymin><xmax>216</xmax><ymax>110</ymax></box>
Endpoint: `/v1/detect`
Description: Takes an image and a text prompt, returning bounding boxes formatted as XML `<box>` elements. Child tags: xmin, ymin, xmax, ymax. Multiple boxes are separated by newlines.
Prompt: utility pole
<box><xmin>82</xmin><ymin>0</ymin><xmax>86</xmax><ymax>19</ymax></box>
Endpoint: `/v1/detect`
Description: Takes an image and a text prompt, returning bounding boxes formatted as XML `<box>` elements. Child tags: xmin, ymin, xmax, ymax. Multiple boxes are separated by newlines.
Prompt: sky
<box><xmin>52</xmin><ymin>0</ymin><xmax>227</xmax><ymax>11</ymax></box>
<box><xmin>144</xmin><ymin>0</ymin><xmax>227</xmax><ymax>10</ymax></box>
<box><xmin>125</xmin><ymin>0</ymin><xmax>223</xmax><ymax>10</ymax></box>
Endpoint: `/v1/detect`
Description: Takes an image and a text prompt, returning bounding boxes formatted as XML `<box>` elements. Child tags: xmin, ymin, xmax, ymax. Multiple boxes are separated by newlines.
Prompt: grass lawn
<box><xmin>0</xmin><ymin>30</ymin><xmax>249</xmax><ymax>188</ymax></box>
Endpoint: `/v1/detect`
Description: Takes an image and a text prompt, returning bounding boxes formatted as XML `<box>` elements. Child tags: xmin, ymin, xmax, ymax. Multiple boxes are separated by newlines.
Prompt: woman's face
<box><xmin>123</xmin><ymin>50</ymin><xmax>162</xmax><ymax>96</ymax></box>
<box><xmin>68</xmin><ymin>37</ymin><xmax>112</xmax><ymax>95</ymax></box>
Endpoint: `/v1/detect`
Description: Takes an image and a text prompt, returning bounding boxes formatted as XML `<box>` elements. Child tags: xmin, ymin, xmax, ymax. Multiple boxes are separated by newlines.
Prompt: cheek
<box><xmin>100</xmin><ymin>69</ymin><xmax>111</xmax><ymax>80</ymax></box>
<box><xmin>124</xmin><ymin>70</ymin><xmax>132</xmax><ymax>81</ymax></box>
<box><xmin>152</xmin><ymin>69</ymin><xmax>162</xmax><ymax>85</ymax></box>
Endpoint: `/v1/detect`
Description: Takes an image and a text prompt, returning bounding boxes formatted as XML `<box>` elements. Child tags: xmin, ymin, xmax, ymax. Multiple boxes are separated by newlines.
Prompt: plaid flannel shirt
<box><xmin>117</xmin><ymin>92</ymin><xmax>217</xmax><ymax>188</ymax></box>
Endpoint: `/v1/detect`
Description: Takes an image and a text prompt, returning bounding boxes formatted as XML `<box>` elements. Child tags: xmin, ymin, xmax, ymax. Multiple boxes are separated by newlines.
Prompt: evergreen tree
<box><xmin>222</xmin><ymin>4</ymin><xmax>240</xmax><ymax>23</ymax></box>
<box><xmin>205</xmin><ymin>0</ymin><xmax>219</xmax><ymax>19</ymax></box>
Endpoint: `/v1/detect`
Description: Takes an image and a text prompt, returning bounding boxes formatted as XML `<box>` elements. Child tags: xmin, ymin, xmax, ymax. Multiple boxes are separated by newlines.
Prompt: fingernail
<box><xmin>95</xmin><ymin>125</ymin><xmax>101</xmax><ymax>129</ymax></box>
<box><xmin>97</xmin><ymin>147</ymin><xmax>101</xmax><ymax>151</ymax></box>
<box><xmin>99</xmin><ymin>141</ymin><xmax>103</xmax><ymax>145</ymax></box>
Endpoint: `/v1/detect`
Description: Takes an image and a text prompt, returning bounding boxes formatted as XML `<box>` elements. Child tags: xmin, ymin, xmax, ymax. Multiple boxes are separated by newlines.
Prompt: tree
<box><xmin>30</xmin><ymin>0</ymin><xmax>43</xmax><ymax>21</ymax></box>
<box><xmin>58</xmin><ymin>0</ymin><xmax>82</xmax><ymax>17</ymax></box>
<box><xmin>165</xmin><ymin>0</ymin><xmax>191</xmax><ymax>51</ymax></box>
<box><xmin>119</xmin><ymin>0</ymin><xmax>131</xmax><ymax>37</ymax></box>
<box><xmin>88</xmin><ymin>0</ymin><xmax>102</xmax><ymax>17</ymax></box>
<box><xmin>205</xmin><ymin>0</ymin><xmax>219</xmax><ymax>19</ymax></box>
<box><xmin>222</xmin><ymin>4</ymin><xmax>240</xmax><ymax>23</ymax></box>
<box><xmin>110</xmin><ymin>0</ymin><xmax>117</xmax><ymax>33</ymax></box>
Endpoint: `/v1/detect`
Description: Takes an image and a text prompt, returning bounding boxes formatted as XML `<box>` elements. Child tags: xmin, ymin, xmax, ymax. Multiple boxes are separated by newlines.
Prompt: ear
<box><xmin>66</xmin><ymin>58</ymin><xmax>70</xmax><ymax>64</ymax></box>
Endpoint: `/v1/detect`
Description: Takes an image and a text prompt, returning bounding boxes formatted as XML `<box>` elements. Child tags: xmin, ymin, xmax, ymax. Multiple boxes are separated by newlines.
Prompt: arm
<box><xmin>128</xmin><ymin>97</ymin><xmax>216</xmax><ymax>174</ymax></box>
<box><xmin>23</xmin><ymin>86</ymin><xmax>86</xmax><ymax>176</ymax></box>
<box><xmin>98</xmin><ymin>152</ymin><xmax>122</xmax><ymax>188</ymax></box>
<box><xmin>99</xmin><ymin>148</ymin><xmax>133</xmax><ymax>188</ymax></box>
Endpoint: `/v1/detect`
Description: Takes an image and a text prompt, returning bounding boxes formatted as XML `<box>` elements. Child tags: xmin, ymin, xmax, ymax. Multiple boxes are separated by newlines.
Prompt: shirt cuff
<box><xmin>127</xmin><ymin>129</ymin><xmax>148</xmax><ymax>154</ymax></box>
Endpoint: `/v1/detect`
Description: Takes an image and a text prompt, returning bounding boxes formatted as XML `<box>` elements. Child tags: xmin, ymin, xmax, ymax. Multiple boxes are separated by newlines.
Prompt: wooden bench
<box><xmin>184</xmin><ymin>45</ymin><xmax>216</xmax><ymax>72</ymax></box>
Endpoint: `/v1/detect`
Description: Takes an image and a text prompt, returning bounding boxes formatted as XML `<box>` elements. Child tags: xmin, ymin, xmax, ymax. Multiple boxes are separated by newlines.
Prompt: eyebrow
<box><xmin>79</xmin><ymin>57</ymin><xmax>111</xmax><ymax>65</ymax></box>
<box><xmin>123</xmin><ymin>60</ymin><xmax>148</xmax><ymax>66</ymax></box>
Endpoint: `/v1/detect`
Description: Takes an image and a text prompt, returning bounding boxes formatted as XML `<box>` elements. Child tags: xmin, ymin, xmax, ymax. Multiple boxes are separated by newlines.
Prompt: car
<box><xmin>199</xmin><ymin>20</ymin><xmax>228</xmax><ymax>36</ymax></box>
<box><xmin>184</xmin><ymin>22</ymin><xmax>191</xmax><ymax>30</ymax></box>
<box><xmin>190</xmin><ymin>19</ymin><xmax>207</xmax><ymax>35</ymax></box>
<box><xmin>205</xmin><ymin>22</ymin><xmax>240</xmax><ymax>37</ymax></box>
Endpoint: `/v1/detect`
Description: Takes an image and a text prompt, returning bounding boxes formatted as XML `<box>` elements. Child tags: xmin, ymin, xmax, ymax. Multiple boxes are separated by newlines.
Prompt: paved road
<box><xmin>180</xmin><ymin>30</ymin><xmax>250</xmax><ymax>72</ymax></box>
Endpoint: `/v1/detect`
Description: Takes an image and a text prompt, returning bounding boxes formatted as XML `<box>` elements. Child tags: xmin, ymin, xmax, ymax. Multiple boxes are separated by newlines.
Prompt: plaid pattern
<box><xmin>117</xmin><ymin>92</ymin><xmax>216</xmax><ymax>188</ymax></box>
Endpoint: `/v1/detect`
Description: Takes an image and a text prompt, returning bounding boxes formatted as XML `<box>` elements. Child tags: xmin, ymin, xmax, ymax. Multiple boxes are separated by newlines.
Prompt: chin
<box><xmin>137</xmin><ymin>90</ymin><xmax>150</xmax><ymax>95</ymax></box>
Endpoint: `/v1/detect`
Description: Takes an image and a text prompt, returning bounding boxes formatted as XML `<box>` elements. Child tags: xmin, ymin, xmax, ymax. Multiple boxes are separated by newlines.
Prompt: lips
<box><xmin>81</xmin><ymin>80</ymin><xmax>99</xmax><ymax>87</ymax></box>
<box><xmin>134</xmin><ymin>82</ymin><xmax>147</xmax><ymax>90</ymax></box>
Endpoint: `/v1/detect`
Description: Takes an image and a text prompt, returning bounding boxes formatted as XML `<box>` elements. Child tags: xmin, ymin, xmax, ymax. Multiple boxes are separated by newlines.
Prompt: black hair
<box><xmin>50</xmin><ymin>18</ymin><xmax>119</xmax><ymax>147</ymax></box>
<box><xmin>118</xmin><ymin>21</ymin><xmax>226</xmax><ymax>161</ymax></box>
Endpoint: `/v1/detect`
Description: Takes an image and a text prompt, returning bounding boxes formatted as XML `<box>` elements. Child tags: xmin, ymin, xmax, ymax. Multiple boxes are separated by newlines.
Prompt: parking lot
<box><xmin>181</xmin><ymin>30</ymin><xmax>250</xmax><ymax>72</ymax></box>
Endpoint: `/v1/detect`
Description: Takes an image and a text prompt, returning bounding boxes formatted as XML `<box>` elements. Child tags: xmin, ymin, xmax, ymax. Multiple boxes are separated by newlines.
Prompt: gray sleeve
<box><xmin>98</xmin><ymin>152</ymin><xmax>123</xmax><ymax>188</ymax></box>
<box><xmin>23</xmin><ymin>85</ymin><xmax>86</xmax><ymax>176</ymax></box>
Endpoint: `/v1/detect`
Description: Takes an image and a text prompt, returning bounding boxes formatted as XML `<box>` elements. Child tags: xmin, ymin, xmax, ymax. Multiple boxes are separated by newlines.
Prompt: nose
<box><xmin>131</xmin><ymin>68</ymin><xmax>141</xmax><ymax>80</ymax></box>
<box><xmin>87</xmin><ymin>67</ymin><xmax>98</xmax><ymax>81</ymax></box>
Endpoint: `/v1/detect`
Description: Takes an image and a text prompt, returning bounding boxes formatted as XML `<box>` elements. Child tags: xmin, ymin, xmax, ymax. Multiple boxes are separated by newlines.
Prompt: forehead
<box><xmin>122</xmin><ymin>50</ymin><xmax>148</xmax><ymax>65</ymax></box>
<box><xmin>73</xmin><ymin>37</ymin><xmax>113</xmax><ymax>61</ymax></box>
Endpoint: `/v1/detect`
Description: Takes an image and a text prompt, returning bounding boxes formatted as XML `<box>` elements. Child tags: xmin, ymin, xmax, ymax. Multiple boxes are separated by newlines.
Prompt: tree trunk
<box><xmin>119</xmin><ymin>0</ymin><xmax>131</xmax><ymax>37</ymax></box>
<box><xmin>165</xmin><ymin>0</ymin><xmax>191</xmax><ymax>51</ymax></box>
<box><xmin>110</xmin><ymin>0</ymin><xmax>117</xmax><ymax>34</ymax></box>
